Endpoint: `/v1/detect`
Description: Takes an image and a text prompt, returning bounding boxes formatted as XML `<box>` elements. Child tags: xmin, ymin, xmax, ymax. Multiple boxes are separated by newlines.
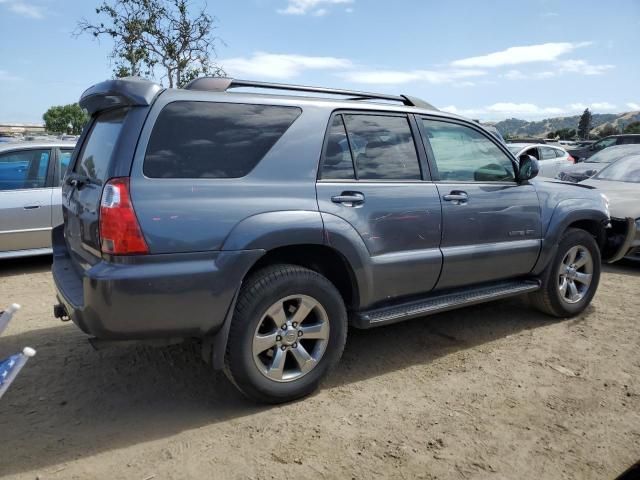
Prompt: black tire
<box><xmin>224</xmin><ymin>264</ymin><xmax>347</xmax><ymax>404</ymax></box>
<box><xmin>530</xmin><ymin>228</ymin><xmax>601</xmax><ymax>317</ymax></box>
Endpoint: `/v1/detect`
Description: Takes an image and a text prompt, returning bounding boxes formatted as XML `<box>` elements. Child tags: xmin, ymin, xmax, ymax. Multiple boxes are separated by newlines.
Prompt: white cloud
<box><xmin>441</xmin><ymin>101</ymin><xmax>621</xmax><ymax>120</ymax></box>
<box><xmin>278</xmin><ymin>0</ymin><xmax>353</xmax><ymax>15</ymax></box>
<box><xmin>0</xmin><ymin>0</ymin><xmax>44</xmax><ymax>19</ymax></box>
<box><xmin>590</xmin><ymin>102</ymin><xmax>617</xmax><ymax>110</ymax></box>
<box><xmin>222</xmin><ymin>52</ymin><xmax>352</xmax><ymax>80</ymax></box>
<box><xmin>627</xmin><ymin>102</ymin><xmax>640</xmax><ymax>111</ymax></box>
<box><xmin>451</xmin><ymin>42</ymin><xmax>591</xmax><ymax>68</ymax></box>
<box><xmin>557</xmin><ymin>59</ymin><xmax>614</xmax><ymax>75</ymax></box>
<box><xmin>503</xmin><ymin>70</ymin><xmax>525</xmax><ymax>80</ymax></box>
<box><xmin>486</xmin><ymin>103</ymin><xmax>565</xmax><ymax>116</ymax></box>
<box><xmin>341</xmin><ymin>68</ymin><xmax>485</xmax><ymax>85</ymax></box>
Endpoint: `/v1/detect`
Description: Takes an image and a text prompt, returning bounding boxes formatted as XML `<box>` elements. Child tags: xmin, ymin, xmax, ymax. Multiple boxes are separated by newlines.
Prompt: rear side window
<box><xmin>320</xmin><ymin>115</ymin><xmax>355</xmax><ymax>180</ymax></box>
<box><xmin>343</xmin><ymin>114</ymin><xmax>421</xmax><ymax>180</ymax></box>
<box><xmin>144</xmin><ymin>102</ymin><xmax>302</xmax><ymax>179</ymax></box>
<box><xmin>540</xmin><ymin>147</ymin><xmax>557</xmax><ymax>160</ymax></box>
<box><xmin>75</xmin><ymin>109</ymin><xmax>126</xmax><ymax>182</ymax></box>
<box><xmin>554</xmin><ymin>148</ymin><xmax>566</xmax><ymax>158</ymax></box>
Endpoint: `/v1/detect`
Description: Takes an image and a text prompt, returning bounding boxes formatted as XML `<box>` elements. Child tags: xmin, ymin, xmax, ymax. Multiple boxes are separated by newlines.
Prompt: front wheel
<box><xmin>530</xmin><ymin>228</ymin><xmax>601</xmax><ymax>317</ymax></box>
<box><xmin>224</xmin><ymin>264</ymin><xmax>347</xmax><ymax>403</ymax></box>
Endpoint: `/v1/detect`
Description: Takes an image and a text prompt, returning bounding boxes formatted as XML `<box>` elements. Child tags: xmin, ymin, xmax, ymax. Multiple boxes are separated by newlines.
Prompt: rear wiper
<box><xmin>65</xmin><ymin>173</ymin><xmax>102</xmax><ymax>188</ymax></box>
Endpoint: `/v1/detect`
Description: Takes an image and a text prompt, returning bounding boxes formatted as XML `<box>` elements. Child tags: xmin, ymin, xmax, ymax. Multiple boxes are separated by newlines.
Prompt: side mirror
<box><xmin>518</xmin><ymin>154</ymin><xmax>539</xmax><ymax>182</ymax></box>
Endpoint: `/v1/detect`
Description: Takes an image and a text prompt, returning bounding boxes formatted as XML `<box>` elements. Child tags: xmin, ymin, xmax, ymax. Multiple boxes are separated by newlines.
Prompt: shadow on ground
<box><xmin>0</xmin><ymin>296</ymin><xmax>562</xmax><ymax>476</ymax></box>
<box><xmin>603</xmin><ymin>259</ymin><xmax>640</xmax><ymax>277</ymax></box>
<box><xmin>0</xmin><ymin>255</ymin><xmax>52</xmax><ymax>278</ymax></box>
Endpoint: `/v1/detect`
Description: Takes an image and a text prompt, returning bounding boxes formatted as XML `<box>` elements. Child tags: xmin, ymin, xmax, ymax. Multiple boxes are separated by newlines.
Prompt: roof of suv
<box><xmin>79</xmin><ymin>76</ymin><xmax>475</xmax><ymax>125</ymax></box>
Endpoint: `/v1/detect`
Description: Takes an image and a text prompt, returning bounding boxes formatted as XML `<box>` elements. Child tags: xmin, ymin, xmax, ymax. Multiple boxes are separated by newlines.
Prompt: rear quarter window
<box><xmin>144</xmin><ymin>102</ymin><xmax>302</xmax><ymax>179</ymax></box>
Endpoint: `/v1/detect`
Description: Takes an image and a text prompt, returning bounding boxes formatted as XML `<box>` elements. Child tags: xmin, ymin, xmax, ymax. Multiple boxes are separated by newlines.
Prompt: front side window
<box><xmin>342</xmin><ymin>114</ymin><xmax>421</xmax><ymax>180</ymax></box>
<box><xmin>144</xmin><ymin>102</ymin><xmax>302</xmax><ymax>179</ymax></box>
<box><xmin>421</xmin><ymin>119</ymin><xmax>515</xmax><ymax>182</ymax></box>
<box><xmin>0</xmin><ymin>149</ymin><xmax>51</xmax><ymax>190</ymax></box>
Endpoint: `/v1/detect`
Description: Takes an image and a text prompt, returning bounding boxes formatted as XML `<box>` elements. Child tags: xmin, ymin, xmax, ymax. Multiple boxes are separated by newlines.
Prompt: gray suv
<box><xmin>53</xmin><ymin>77</ymin><xmax>622</xmax><ymax>403</ymax></box>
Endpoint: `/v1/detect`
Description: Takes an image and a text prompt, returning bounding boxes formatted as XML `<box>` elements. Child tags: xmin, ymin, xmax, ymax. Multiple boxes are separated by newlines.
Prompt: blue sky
<box><xmin>0</xmin><ymin>0</ymin><xmax>639</xmax><ymax>123</ymax></box>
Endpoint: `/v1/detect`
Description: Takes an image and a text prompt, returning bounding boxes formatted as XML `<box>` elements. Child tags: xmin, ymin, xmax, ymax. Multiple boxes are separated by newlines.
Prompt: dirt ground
<box><xmin>0</xmin><ymin>256</ymin><xmax>639</xmax><ymax>480</ymax></box>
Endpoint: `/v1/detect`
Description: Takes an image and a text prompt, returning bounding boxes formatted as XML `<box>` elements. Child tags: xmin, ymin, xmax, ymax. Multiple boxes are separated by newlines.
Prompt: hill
<box><xmin>491</xmin><ymin>111</ymin><xmax>640</xmax><ymax>138</ymax></box>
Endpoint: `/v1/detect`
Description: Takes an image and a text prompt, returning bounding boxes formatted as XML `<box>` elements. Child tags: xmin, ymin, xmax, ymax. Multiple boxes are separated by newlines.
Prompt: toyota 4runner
<box><xmin>53</xmin><ymin>77</ymin><xmax>621</xmax><ymax>403</ymax></box>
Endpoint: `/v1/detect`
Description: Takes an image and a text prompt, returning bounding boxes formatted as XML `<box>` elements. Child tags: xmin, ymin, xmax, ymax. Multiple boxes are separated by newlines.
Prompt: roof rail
<box><xmin>183</xmin><ymin>77</ymin><xmax>438</xmax><ymax>110</ymax></box>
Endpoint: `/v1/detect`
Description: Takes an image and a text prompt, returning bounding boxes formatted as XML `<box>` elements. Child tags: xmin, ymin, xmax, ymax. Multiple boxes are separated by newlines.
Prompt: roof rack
<box><xmin>183</xmin><ymin>77</ymin><xmax>438</xmax><ymax>110</ymax></box>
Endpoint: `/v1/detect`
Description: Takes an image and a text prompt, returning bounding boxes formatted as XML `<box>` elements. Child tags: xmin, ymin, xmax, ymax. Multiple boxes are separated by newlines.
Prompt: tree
<box><xmin>546</xmin><ymin>131</ymin><xmax>556</xmax><ymax>139</ymax></box>
<box><xmin>624</xmin><ymin>121</ymin><xmax>640</xmax><ymax>134</ymax></box>
<box><xmin>599</xmin><ymin>124</ymin><xmax>619</xmax><ymax>137</ymax></box>
<box><xmin>43</xmin><ymin>104</ymin><xmax>89</xmax><ymax>134</ymax></box>
<box><xmin>76</xmin><ymin>0</ymin><xmax>224</xmax><ymax>87</ymax></box>
<box><xmin>577</xmin><ymin>108</ymin><xmax>592</xmax><ymax>140</ymax></box>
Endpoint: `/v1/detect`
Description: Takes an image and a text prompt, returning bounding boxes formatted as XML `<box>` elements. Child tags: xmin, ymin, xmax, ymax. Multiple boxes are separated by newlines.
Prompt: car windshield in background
<box><xmin>594</xmin><ymin>156</ymin><xmax>640</xmax><ymax>183</ymax></box>
<box><xmin>585</xmin><ymin>144</ymin><xmax>640</xmax><ymax>163</ymax></box>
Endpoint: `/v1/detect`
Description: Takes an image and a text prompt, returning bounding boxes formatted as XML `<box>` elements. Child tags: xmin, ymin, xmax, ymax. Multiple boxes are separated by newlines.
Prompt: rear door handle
<box><xmin>443</xmin><ymin>191</ymin><xmax>468</xmax><ymax>203</ymax></box>
<box><xmin>331</xmin><ymin>192</ymin><xmax>365</xmax><ymax>206</ymax></box>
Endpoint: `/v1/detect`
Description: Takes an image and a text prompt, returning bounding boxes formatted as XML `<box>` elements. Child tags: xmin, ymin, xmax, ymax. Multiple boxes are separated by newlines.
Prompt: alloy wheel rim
<box><xmin>557</xmin><ymin>245</ymin><xmax>593</xmax><ymax>304</ymax></box>
<box><xmin>252</xmin><ymin>294</ymin><xmax>330</xmax><ymax>383</ymax></box>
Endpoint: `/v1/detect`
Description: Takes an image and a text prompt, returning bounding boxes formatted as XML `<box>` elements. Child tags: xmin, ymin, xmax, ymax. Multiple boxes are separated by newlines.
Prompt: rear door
<box><xmin>63</xmin><ymin>109</ymin><xmax>128</xmax><ymax>266</ymax></box>
<box><xmin>0</xmin><ymin>148</ymin><xmax>53</xmax><ymax>253</ymax></box>
<box><xmin>316</xmin><ymin>112</ymin><xmax>443</xmax><ymax>303</ymax></box>
<box><xmin>418</xmin><ymin>117</ymin><xmax>542</xmax><ymax>290</ymax></box>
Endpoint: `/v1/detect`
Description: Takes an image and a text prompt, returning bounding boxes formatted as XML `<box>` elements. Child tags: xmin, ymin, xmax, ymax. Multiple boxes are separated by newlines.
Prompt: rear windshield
<box><xmin>143</xmin><ymin>101</ymin><xmax>302</xmax><ymax>179</ymax></box>
<box><xmin>74</xmin><ymin>109</ymin><xmax>127</xmax><ymax>181</ymax></box>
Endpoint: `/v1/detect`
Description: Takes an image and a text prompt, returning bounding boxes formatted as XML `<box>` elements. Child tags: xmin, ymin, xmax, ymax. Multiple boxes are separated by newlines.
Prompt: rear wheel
<box><xmin>530</xmin><ymin>228</ymin><xmax>601</xmax><ymax>317</ymax></box>
<box><xmin>224</xmin><ymin>264</ymin><xmax>347</xmax><ymax>403</ymax></box>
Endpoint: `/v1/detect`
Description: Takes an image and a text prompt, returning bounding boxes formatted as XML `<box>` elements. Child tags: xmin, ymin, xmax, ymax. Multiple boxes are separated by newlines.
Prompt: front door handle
<box><xmin>23</xmin><ymin>204</ymin><xmax>41</xmax><ymax>210</ymax></box>
<box><xmin>443</xmin><ymin>191</ymin><xmax>468</xmax><ymax>204</ymax></box>
<box><xmin>331</xmin><ymin>192</ymin><xmax>365</xmax><ymax>207</ymax></box>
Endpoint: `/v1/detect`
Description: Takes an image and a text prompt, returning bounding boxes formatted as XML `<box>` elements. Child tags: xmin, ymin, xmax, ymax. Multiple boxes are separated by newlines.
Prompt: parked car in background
<box><xmin>0</xmin><ymin>141</ymin><xmax>75</xmax><ymax>258</ymax></box>
<box><xmin>568</xmin><ymin>134</ymin><xmax>640</xmax><ymax>162</ymax></box>
<box><xmin>51</xmin><ymin>77</ymin><xmax>619</xmax><ymax>404</ymax></box>
<box><xmin>507</xmin><ymin>137</ymin><xmax>547</xmax><ymax>144</ymax></box>
<box><xmin>557</xmin><ymin>145</ymin><xmax>640</xmax><ymax>183</ymax></box>
<box><xmin>507</xmin><ymin>143</ymin><xmax>574</xmax><ymax>178</ymax></box>
<box><xmin>581</xmin><ymin>154</ymin><xmax>640</xmax><ymax>262</ymax></box>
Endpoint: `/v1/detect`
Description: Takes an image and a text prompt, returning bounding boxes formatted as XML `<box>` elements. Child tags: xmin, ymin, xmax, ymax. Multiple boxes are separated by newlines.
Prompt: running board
<box><xmin>353</xmin><ymin>280</ymin><xmax>540</xmax><ymax>329</ymax></box>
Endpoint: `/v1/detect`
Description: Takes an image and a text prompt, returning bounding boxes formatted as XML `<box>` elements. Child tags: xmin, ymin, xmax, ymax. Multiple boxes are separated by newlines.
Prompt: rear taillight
<box><xmin>99</xmin><ymin>177</ymin><xmax>149</xmax><ymax>255</ymax></box>
<box><xmin>568</xmin><ymin>155</ymin><xmax>576</xmax><ymax>164</ymax></box>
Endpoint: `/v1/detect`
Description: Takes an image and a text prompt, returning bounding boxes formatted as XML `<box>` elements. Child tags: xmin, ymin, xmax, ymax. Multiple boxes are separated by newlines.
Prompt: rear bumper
<box><xmin>52</xmin><ymin>230</ymin><xmax>264</xmax><ymax>340</ymax></box>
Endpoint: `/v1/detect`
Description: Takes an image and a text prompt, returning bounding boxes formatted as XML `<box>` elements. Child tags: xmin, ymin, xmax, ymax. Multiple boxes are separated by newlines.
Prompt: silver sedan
<box><xmin>507</xmin><ymin>143</ymin><xmax>575</xmax><ymax>178</ymax></box>
<box><xmin>0</xmin><ymin>141</ymin><xmax>76</xmax><ymax>259</ymax></box>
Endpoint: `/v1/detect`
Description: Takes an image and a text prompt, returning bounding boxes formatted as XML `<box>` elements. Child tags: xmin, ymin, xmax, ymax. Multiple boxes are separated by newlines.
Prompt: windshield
<box><xmin>507</xmin><ymin>145</ymin><xmax>522</xmax><ymax>154</ymax></box>
<box><xmin>586</xmin><ymin>145</ymin><xmax>640</xmax><ymax>163</ymax></box>
<box><xmin>594</xmin><ymin>156</ymin><xmax>640</xmax><ymax>183</ymax></box>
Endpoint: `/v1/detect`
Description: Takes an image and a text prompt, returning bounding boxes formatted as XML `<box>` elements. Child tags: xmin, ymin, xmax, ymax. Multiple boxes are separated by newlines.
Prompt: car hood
<box><xmin>581</xmin><ymin>179</ymin><xmax>640</xmax><ymax>219</ymax></box>
<box><xmin>559</xmin><ymin>162</ymin><xmax>607</xmax><ymax>176</ymax></box>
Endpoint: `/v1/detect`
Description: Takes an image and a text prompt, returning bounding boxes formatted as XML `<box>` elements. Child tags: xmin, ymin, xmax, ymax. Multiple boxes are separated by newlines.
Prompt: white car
<box><xmin>507</xmin><ymin>143</ymin><xmax>575</xmax><ymax>178</ymax></box>
<box><xmin>0</xmin><ymin>141</ymin><xmax>76</xmax><ymax>259</ymax></box>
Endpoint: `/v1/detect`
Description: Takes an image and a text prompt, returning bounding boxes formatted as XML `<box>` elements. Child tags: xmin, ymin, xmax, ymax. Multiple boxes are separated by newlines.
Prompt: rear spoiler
<box><xmin>79</xmin><ymin>77</ymin><xmax>163</xmax><ymax>115</ymax></box>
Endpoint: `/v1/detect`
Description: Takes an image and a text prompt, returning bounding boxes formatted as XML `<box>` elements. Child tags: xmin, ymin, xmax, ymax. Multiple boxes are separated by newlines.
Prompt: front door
<box><xmin>0</xmin><ymin>148</ymin><xmax>53</xmax><ymax>253</ymax></box>
<box><xmin>418</xmin><ymin>118</ymin><xmax>542</xmax><ymax>290</ymax></box>
<box><xmin>316</xmin><ymin>112</ymin><xmax>442</xmax><ymax>304</ymax></box>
